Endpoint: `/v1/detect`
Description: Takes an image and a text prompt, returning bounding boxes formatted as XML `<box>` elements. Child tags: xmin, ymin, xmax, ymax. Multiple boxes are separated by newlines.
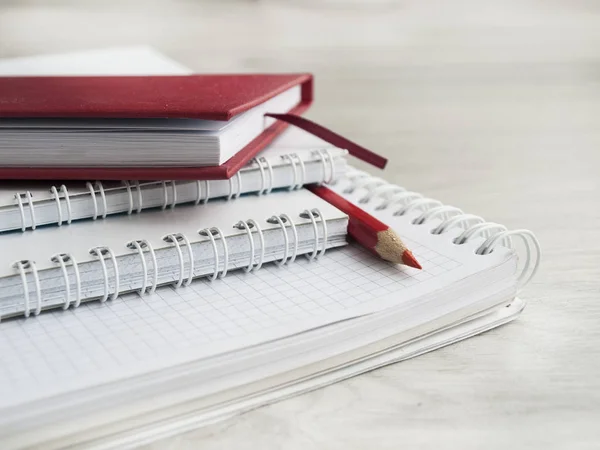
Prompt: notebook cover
<box><xmin>0</xmin><ymin>74</ymin><xmax>313</xmax><ymax>180</ymax></box>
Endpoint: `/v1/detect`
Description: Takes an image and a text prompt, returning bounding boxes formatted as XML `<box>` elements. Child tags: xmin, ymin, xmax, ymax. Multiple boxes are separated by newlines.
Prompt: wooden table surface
<box><xmin>1</xmin><ymin>1</ymin><xmax>599</xmax><ymax>448</ymax></box>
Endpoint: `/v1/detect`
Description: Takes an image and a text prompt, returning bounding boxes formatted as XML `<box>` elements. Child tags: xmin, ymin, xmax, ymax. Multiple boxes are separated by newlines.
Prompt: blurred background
<box><xmin>1</xmin><ymin>1</ymin><xmax>599</xmax><ymax>448</ymax></box>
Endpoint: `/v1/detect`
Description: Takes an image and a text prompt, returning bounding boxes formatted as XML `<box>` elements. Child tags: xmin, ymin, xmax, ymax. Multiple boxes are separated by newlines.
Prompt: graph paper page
<box><xmin>0</xmin><ymin>229</ymin><xmax>516</xmax><ymax>413</ymax></box>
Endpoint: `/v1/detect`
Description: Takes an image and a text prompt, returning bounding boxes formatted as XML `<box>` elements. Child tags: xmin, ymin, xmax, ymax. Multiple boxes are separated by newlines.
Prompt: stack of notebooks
<box><xmin>0</xmin><ymin>48</ymin><xmax>541</xmax><ymax>449</ymax></box>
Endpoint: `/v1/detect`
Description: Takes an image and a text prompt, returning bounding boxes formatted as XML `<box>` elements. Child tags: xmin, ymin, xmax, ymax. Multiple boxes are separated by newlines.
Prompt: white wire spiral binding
<box><xmin>126</xmin><ymin>240</ymin><xmax>158</xmax><ymax>295</ymax></box>
<box><xmin>300</xmin><ymin>208</ymin><xmax>328</xmax><ymax>261</ymax></box>
<box><xmin>234</xmin><ymin>220</ymin><xmax>263</xmax><ymax>272</ymax></box>
<box><xmin>86</xmin><ymin>182</ymin><xmax>98</xmax><ymax>220</ymax></box>
<box><xmin>254</xmin><ymin>158</ymin><xmax>266</xmax><ymax>195</ymax></box>
<box><xmin>227</xmin><ymin>172</ymin><xmax>243</xmax><ymax>200</ymax></box>
<box><xmin>61</xmin><ymin>185</ymin><xmax>73</xmax><ymax>224</ymax></box>
<box><xmin>50</xmin><ymin>253</ymin><xmax>81</xmax><ymax>309</ymax></box>
<box><xmin>53</xmin><ymin>185</ymin><xmax>73</xmax><ymax>225</ymax></box>
<box><xmin>375</xmin><ymin>191</ymin><xmax>423</xmax><ymax>211</ymax></box>
<box><xmin>294</xmin><ymin>154</ymin><xmax>307</xmax><ymax>189</ymax></box>
<box><xmin>163</xmin><ymin>233</ymin><xmax>195</xmax><ymax>288</ymax></box>
<box><xmin>314</xmin><ymin>149</ymin><xmax>336</xmax><ymax>184</ymax></box>
<box><xmin>340</xmin><ymin>169</ymin><xmax>541</xmax><ymax>290</ymax></box>
<box><xmin>361</xmin><ymin>184</ymin><xmax>405</xmax><ymax>203</ymax></box>
<box><xmin>269</xmin><ymin>215</ymin><xmax>289</xmax><ymax>265</ymax></box>
<box><xmin>49</xmin><ymin>186</ymin><xmax>63</xmax><ymax>226</ymax></box>
<box><xmin>256</xmin><ymin>157</ymin><xmax>274</xmax><ymax>195</ymax></box>
<box><xmin>280</xmin><ymin>213</ymin><xmax>299</xmax><ymax>263</ymax></box>
<box><xmin>234</xmin><ymin>221</ymin><xmax>255</xmax><ymax>272</ymax></box>
<box><xmin>133</xmin><ymin>181</ymin><xmax>143</xmax><ymax>214</ymax></box>
<box><xmin>11</xmin><ymin>260</ymin><xmax>42</xmax><ymax>318</ymax></box>
<box><xmin>414</xmin><ymin>205</ymin><xmax>463</xmax><ymax>225</ymax></box>
<box><xmin>478</xmin><ymin>229</ymin><xmax>540</xmax><ymax>286</ymax></box>
<box><xmin>267</xmin><ymin>214</ymin><xmax>299</xmax><ymax>265</ymax></box>
<box><xmin>7</xmin><ymin>153</ymin><xmax>342</xmax><ymax>235</ymax></box>
<box><xmin>198</xmin><ymin>227</ymin><xmax>229</xmax><ymax>281</ymax></box>
<box><xmin>96</xmin><ymin>181</ymin><xmax>108</xmax><ymax>219</ymax></box>
<box><xmin>89</xmin><ymin>246</ymin><xmax>120</xmax><ymax>302</ymax></box>
<box><xmin>430</xmin><ymin>213</ymin><xmax>484</xmax><ymax>235</ymax></box>
<box><xmin>195</xmin><ymin>180</ymin><xmax>210</xmax><ymax>205</ymax></box>
<box><xmin>14</xmin><ymin>192</ymin><xmax>37</xmax><ymax>231</ymax></box>
<box><xmin>396</xmin><ymin>198</ymin><xmax>443</xmax><ymax>217</ymax></box>
<box><xmin>7</xmin><ymin>206</ymin><xmax>335</xmax><ymax>319</ymax></box>
<box><xmin>122</xmin><ymin>181</ymin><xmax>134</xmax><ymax>215</ymax></box>
<box><xmin>247</xmin><ymin>220</ymin><xmax>266</xmax><ymax>270</ymax></box>
<box><xmin>86</xmin><ymin>181</ymin><xmax>108</xmax><ymax>220</ymax></box>
<box><xmin>281</xmin><ymin>154</ymin><xmax>298</xmax><ymax>191</ymax></box>
<box><xmin>161</xmin><ymin>181</ymin><xmax>177</xmax><ymax>210</ymax></box>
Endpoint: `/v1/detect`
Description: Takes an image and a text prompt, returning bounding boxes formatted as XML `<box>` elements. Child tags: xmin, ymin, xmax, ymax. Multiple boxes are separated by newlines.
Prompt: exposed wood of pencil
<box><xmin>306</xmin><ymin>184</ymin><xmax>422</xmax><ymax>269</ymax></box>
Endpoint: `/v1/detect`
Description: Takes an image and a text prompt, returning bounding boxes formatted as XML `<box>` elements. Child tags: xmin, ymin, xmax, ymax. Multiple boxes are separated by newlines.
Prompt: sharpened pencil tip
<box><xmin>402</xmin><ymin>250</ymin><xmax>422</xmax><ymax>270</ymax></box>
<box><xmin>374</xmin><ymin>229</ymin><xmax>421</xmax><ymax>268</ymax></box>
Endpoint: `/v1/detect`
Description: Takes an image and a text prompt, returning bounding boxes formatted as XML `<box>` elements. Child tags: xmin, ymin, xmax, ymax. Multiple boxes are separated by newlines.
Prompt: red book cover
<box><xmin>0</xmin><ymin>73</ymin><xmax>313</xmax><ymax>180</ymax></box>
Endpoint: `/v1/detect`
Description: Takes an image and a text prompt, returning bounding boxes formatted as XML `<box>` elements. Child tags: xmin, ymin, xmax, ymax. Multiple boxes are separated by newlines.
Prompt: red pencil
<box><xmin>306</xmin><ymin>184</ymin><xmax>422</xmax><ymax>269</ymax></box>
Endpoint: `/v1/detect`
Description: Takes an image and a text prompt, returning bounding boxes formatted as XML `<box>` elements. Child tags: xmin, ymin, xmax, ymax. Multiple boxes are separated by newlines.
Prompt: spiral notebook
<box><xmin>0</xmin><ymin>146</ymin><xmax>347</xmax><ymax>233</ymax></box>
<box><xmin>0</xmin><ymin>48</ymin><xmax>541</xmax><ymax>449</ymax></box>
<box><xmin>0</xmin><ymin>164</ymin><xmax>540</xmax><ymax>449</ymax></box>
<box><xmin>0</xmin><ymin>188</ymin><xmax>350</xmax><ymax>320</ymax></box>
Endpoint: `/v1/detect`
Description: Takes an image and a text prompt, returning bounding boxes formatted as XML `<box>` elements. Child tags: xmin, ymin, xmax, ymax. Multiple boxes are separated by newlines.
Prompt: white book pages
<box><xmin>0</xmin><ymin>46</ymin><xmax>304</xmax><ymax>166</ymax></box>
<box><xmin>0</xmin><ymin>86</ymin><xmax>302</xmax><ymax>167</ymax></box>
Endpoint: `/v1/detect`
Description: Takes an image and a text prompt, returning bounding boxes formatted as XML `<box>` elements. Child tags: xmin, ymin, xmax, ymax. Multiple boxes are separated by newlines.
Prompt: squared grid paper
<box><xmin>0</xmin><ymin>241</ymin><xmax>462</xmax><ymax>408</ymax></box>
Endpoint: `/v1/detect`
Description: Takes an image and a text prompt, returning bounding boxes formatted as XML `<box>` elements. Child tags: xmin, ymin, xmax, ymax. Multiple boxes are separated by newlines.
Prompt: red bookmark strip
<box><xmin>265</xmin><ymin>113</ymin><xmax>388</xmax><ymax>169</ymax></box>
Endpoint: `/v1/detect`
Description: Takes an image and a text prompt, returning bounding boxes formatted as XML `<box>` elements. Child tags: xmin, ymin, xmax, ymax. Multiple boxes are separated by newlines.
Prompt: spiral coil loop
<box><xmin>133</xmin><ymin>181</ymin><xmax>143</xmax><ymax>213</ymax></box>
<box><xmin>253</xmin><ymin>158</ymin><xmax>266</xmax><ymax>195</ymax></box>
<box><xmin>163</xmin><ymin>233</ymin><xmax>195</xmax><ymax>288</ymax></box>
<box><xmin>314</xmin><ymin>149</ymin><xmax>336</xmax><ymax>184</ymax></box>
<box><xmin>234</xmin><ymin>221</ymin><xmax>256</xmax><ymax>272</ymax></box>
<box><xmin>247</xmin><ymin>219</ymin><xmax>266</xmax><ymax>271</ymax></box>
<box><xmin>279</xmin><ymin>214</ymin><xmax>299</xmax><ymax>263</ymax></box>
<box><xmin>300</xmin><ymin>208</ymin><xmax>328</xmax><ymax>260</ymax></box>
<box><xmin>126</xmin><ymin>240</ymin><xmax>158</xmax><ymax>295</ymax></box>
<box><xmin>195</xmin><ymin>180</ymin><xmax>210</xmax><ymax>205</ymax></box>
<box><xmin>89</xmin><ymin>246</ymin><xmax>119</xmax><ymax>302</ymax></box>
<box><xmin>227</xmin><ymin>172</ymin><xmax>243</xmax><ymax>200</ymax></box>
<box><xmin>413</xmin><ymin>206</ymin><xmax>463</xmax><ymax>225</ymax></box>
<box><xmin>161</xmin><ymin>181</ymin><xmax>177</xmax><ymax>210</ymax></box>
<box><xmin>8</xmin><ymin>153</ymin><xmax>342</xmax><ymax>234</ymax></box>
<box><xmin>430</xmin><ymin>214</ymin><xmax>485</xmax><ymax>236</ymax></box>
<box><xmin>198</xmin><ymin>227</ymin><xmax>229</xmax><ymax>280</ymax></box>
<box><xmin>14</xmin><ymin>192</ymin><xmax>36</xmax><ymax>231</ymax></box>
<box><xmin>267</xmin><ymin>215</ymin><xmax>289</xmax><ymax>266</ymax></box>
<box><xmin>50</xmin><ymin>184</ymin><xmax>73</xmax><ymax>227</ymax></box>
<box><xmin>266</xmin><ymin>214</ymin><xmax>300</xmax><ymax>266</ymax></box>
<box><xmin>86</xmin><ymin>181</ymin><xmax>108</xmax><ymax>220</ymax></box>
<box><xmin>337</xmin><ymin>168</ymin><xmax>541</xmax><ymax>289</ymax></box>
<box><xmin>50</xmin><ymin>186</ymin><xmax>63</xmax><ymax>226</ymax></box>
<box><xmin>478</xmin><ymin>229</ymin><xmax>540</xmax><ymax>287</ymax></box>
<box><xmin>122</xmin><ymin>181</ymin><xmax>134</xmax><ymax>215</ymax></box>
<box><xmin>282</xmin><ymin>154</ymin><xmax>299</xmax><ymax>191</ymax></box>
<box><xmin>256</xmin><ymin>157</ymin><xmax>274</xmax><ymax>195</ymax></box>
<box><xmin>375</xmin><ymin>191</ymin><xmax>423</xmax><ymax>211</ymax></box>
<box><xmin>50</xmin><ymin>253</ymin><xmax>81</xmax><ymax>309</ymax></box>
<box><xmin>11</xmin><ymin>260</ymin><xmax>42</xmax><ymax>317</ymax></box>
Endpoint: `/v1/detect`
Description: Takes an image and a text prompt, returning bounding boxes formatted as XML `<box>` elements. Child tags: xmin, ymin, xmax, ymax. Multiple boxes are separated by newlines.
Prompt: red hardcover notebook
<box><xmin>0</xmin><ymin>74</ymin><xmax>313</xmax><ymax>180</ymax></box>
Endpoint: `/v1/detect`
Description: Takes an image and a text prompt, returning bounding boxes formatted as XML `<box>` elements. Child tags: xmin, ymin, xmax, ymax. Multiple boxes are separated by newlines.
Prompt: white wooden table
<box><xmin>2</xmin><ymin>1</ymin><xmax>599</xmax><ymax>448</ymax></box>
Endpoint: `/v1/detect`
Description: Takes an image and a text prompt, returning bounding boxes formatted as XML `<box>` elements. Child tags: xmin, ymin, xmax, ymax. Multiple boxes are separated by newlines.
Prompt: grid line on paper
<box><xmin>0</xmin><ymin>241</ymin><xmax>463</xmax><ymax>408</ymax></box>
